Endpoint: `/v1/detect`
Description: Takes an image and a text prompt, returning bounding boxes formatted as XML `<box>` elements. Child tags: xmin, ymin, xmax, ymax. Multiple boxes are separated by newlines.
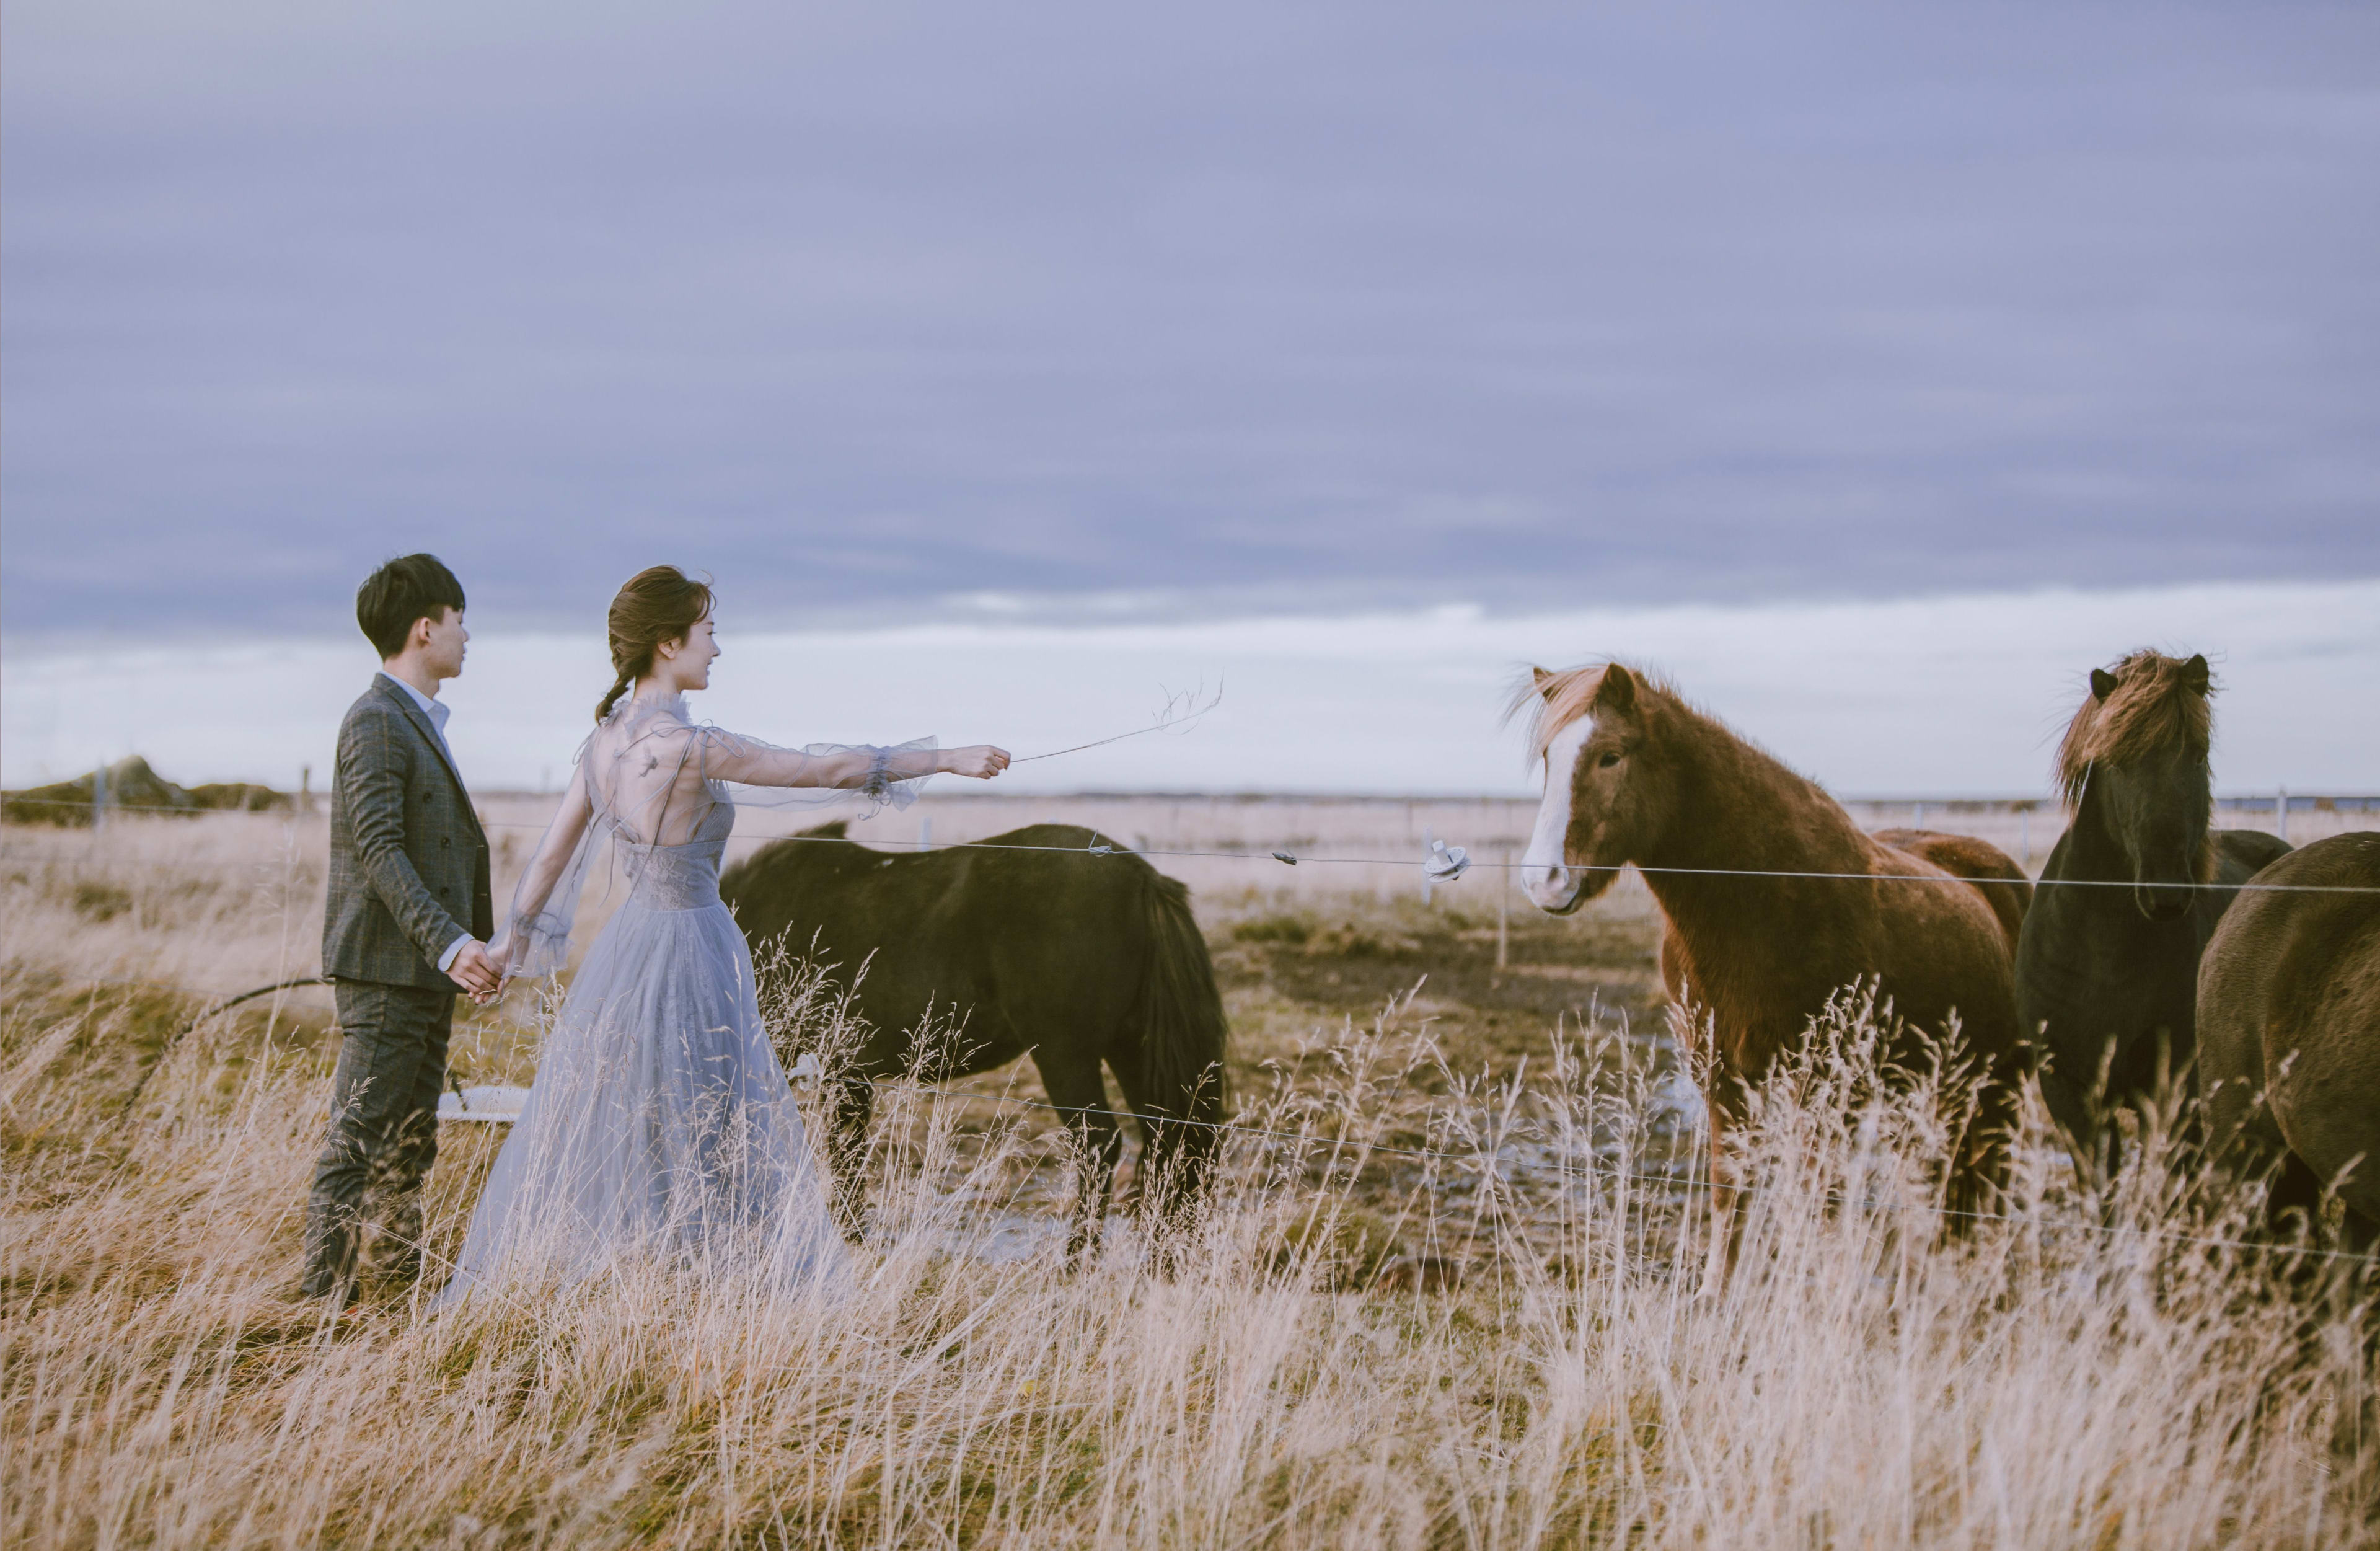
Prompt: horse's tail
<box><xmin>1134</xmin><ymin>872</ymin><xmax>1230</xmax><ymax>1221</ymax></box>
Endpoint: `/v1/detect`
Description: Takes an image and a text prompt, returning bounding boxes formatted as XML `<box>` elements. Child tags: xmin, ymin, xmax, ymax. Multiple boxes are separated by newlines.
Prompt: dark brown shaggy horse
<box><xmin>719</xmin><ymin>822</ymin><xmax>1228</xmax><ymax>1261</ymax></box>
<box><xmin>1513</xmin><ymin>663</ymin><xmax>2032</xmax><ymax>1291</ymax></box>
<box><xmin>2017</xmin><ymin>651</ymin><xmax>2291</xmax><ymax>1186</ymax></box>
<box><xmin>2197</xmin><ymin>831</ymin><xmax>2380</xmax><ymax>1256</ymax></box>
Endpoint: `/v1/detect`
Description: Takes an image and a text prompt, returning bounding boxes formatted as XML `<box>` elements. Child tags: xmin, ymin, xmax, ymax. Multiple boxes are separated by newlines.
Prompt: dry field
<box><xmin>3</xmin><ymin>799</ymin><xmax>2375</xmax><ymax>1548</ymax></box>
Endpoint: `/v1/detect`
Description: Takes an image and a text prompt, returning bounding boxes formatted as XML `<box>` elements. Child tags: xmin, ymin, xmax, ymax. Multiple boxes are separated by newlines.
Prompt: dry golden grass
<box><xmin>4</xmin><ymin>811</ymin><xmax>2376</xmax><ymax>1548</ymax></box>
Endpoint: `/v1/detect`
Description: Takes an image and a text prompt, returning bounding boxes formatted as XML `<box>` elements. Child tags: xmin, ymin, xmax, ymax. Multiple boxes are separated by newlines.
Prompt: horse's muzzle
<box><xmin>1522</xmin><ymin>862</ymin><xmax>1588</xmax><ymax>915</ymax></box>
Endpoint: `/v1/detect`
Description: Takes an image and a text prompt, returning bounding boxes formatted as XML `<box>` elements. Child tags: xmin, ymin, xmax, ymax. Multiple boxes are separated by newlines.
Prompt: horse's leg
<box><xmin>827</xmin><ymin>1076</ymin><xmax>875</xmax><ymax>1242</ymax></box>
<box><xmin>1948</xmin><ymin>1064</ymin><xmax>2020</xmax><ymax>1231</ymax></box>
<box><xmin>2094</xmin><ymin>1111</ymin><xmax>2129</xmax><ymax>1213</ymax></box>
<box><xmin>2343</xmin><ymin>1204</ymin><xmax>2380</xmax><ymax>1265</ymax></box>
<box><xmin>1034</xmin><ymin>1052</ymin><xmax>1122</xmax><ymax>1268</ymax></box>
<box><xmin>1696</xmin><ymin>1105</ymin><xmax>1742</xmax><ymax>1300</ymax></box>
<box><xmin>1672</xmin><ymin>983</ymin><xmax>1742</xmax><ymax>1298</ymax></box>
<box><xmin>2257</xmin><ymin>1150</ymin><xmax>2338</xmax><ymax>1359</ymax></box>
<box><xmin>2326</xmin><ymin>1206</ymin><xmax>2380</xmax><ymax>1486</ymax></box>
<box><xmin>1104</xmin><ymin>1043</ymin><xmax>1155</xmax><ymax>1215</ymax></box>
<box><xmin>2267</xmin><ymin>1147</ymin><xmax>2326</xmax><ymax>1241</ymax></box>
<box><xmin>1104</xmin><ymin>1045</ymin><xmax>1191</xmax><ymax>1275</ymax></box>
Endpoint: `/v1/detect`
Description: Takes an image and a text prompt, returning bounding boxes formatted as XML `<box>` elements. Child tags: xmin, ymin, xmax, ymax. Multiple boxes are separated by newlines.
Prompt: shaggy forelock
<box><xmin>2053</xmin><ymin>650</ymin><xmax>2215</xmax><ymax>806</ymax></box>
<box><xmin>1505</xmin><ymin>662</ymin><xmax>1670</xmax><ymax>766</ymax></box>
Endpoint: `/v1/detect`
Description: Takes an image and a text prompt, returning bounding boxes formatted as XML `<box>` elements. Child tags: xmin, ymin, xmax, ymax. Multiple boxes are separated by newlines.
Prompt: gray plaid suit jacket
<box><xmin>322</xmin><ymin>676</ymin><xmax>495</xmax><ymax>991</ymax></box>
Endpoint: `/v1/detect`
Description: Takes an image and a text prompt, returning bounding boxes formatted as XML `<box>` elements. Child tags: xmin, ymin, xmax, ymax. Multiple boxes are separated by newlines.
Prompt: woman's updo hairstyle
<box><xmin>596</xmin><ymin>565</ymin><xmax>715</xmax><ymax>723</ymax></box>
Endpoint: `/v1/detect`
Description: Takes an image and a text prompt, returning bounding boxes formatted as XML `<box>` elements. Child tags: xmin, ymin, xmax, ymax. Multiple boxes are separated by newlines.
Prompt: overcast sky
<box><xmin>6</xmin><ymin>1</ymin><xmax>2376</xmax><ymax>642</ymax></box>
<box><xmin>8</xmin><ymin>580</ymin><xmax>2376</xmax><ymax>793</ymax></box>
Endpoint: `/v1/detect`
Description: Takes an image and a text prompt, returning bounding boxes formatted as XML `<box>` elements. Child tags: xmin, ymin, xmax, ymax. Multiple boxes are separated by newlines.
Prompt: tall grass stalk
<box><xmin>3</xmin><ymin>817</ymin><xmax>2373</xmax><ymax>1546</ymax></box>
<box><xmin>6</xmin><ymin>960</ymin><xmax>2371</xmax><ymax>1549</ymax></box>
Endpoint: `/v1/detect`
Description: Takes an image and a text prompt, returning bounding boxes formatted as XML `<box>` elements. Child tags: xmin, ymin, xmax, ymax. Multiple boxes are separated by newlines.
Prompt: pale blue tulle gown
<box><xmin>434</xmin><ymin>694</ymin><xmax>932</xmax><ymax>1306</ymax></box>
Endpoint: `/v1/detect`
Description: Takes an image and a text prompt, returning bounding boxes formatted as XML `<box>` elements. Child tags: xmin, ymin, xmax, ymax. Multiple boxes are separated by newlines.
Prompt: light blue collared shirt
<box><xmin>377</xmin><ymin>671</ymin><xmax>474</xmax><ymax>975</ymax></box>
<box><xmin>379</xmin><ymin>670</ymin><xmax>455</xmax><ymax>760</ymax></box>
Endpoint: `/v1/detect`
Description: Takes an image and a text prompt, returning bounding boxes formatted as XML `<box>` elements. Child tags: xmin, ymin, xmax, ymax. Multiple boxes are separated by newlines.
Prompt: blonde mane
<box><xmin>1506</xmin><ymin>661</ymin><xmax>1673</xmax><ymax>764</ymax></box>
<box><xmin>2053</xmin><ymin>650</ymin><xmax>2214</xmax><ymax>806</ymax></box>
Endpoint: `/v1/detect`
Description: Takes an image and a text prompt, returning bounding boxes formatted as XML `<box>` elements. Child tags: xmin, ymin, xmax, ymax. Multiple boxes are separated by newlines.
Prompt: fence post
<box><xmin>300</xmin><ymin>764</ymin><xmax>313</xmax><ymax>816</ymax></box>
<box><xmin>92</xmin><ymin>760</ymin><xmax>108</xmax><ymax>834</ymax></box>
<box><xmin>1496</xmin><ymin>846</ymin><xmax>1510</xmax><ymax>970</ymax></box>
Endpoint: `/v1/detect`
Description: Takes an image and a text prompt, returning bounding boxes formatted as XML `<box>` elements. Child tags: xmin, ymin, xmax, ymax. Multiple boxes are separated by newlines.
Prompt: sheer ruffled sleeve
<box><xmin>690</xmin><ymin>728</ymin><xmax>938</xmax><ymax>812</ymax></box>
<box><xmin>493</xmin><ymin>754</ymin><xmax>602</xmax><ymax>979</ymax></box>
<box><xmin>491</xmin><ymin>699</ymin><xmax>940</xmax><ymax>979</ymax></box>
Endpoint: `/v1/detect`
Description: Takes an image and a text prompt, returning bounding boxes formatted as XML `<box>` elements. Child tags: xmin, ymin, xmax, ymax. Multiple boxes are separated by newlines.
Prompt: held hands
<box><xmin>447</xmin><ymin>940</ymin><xmax>503</xmax><ymax>1002</ymax></box>
<box><xmin>942</xmin><ymin>745</ymin><xmax>1011</xmax><ymax>780</ymax></box>
<box><xmin>472</xmin><ymin>932</ymin><xmax>521</xmax><ymax>1007</ymax></box>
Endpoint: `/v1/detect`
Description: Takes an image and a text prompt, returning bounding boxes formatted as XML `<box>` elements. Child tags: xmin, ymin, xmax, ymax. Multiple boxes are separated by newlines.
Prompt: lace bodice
<box><xmin>493</xmin><ymin>693</ymin><xmax>937</xmax><ymax>977</ymax></box>
<box><xmin>616</xmin><ymin>800</ymin><xmax>734</xmax><ymax>911</ymax></box>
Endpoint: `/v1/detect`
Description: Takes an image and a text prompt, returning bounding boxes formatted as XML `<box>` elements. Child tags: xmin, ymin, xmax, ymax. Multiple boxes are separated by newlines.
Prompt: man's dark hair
<box><xmin>356</xmin><ymin>554</ymin><xmax>467</xmax><ymax>660</ymax></box>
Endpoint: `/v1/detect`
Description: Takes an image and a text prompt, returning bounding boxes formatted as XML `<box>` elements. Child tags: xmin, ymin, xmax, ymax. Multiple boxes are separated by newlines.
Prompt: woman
<box><xmin>436</xmin><ymin>566</ymin><xmax>1009</xmax><ymax>1303</ymax></box>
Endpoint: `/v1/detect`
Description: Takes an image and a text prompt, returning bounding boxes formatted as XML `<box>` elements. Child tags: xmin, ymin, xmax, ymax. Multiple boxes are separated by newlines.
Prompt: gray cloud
<box><xmin>4</xmin><ymin>0</ymin><xmax>2376</xmax><ymax>638</ymax></box>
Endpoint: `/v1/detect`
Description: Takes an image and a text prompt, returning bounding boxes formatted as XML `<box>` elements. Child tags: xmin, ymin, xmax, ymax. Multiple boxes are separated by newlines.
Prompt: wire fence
<box><xmin>888</xmin><ymin>1077</ymin><xmax>2380</xmax><ymax>1270</ymax></box>
<box><xmin>4</xmin><ymin>795</ymin><xmax>2376</xmax><ymax>895</ymax></box>
<box><xmin>87</xmin><ymin>967</ymin><xmax>2380</xmax><ymax>1273</ymax></box>
<box><xmin>12</xmin><ymin>795</ymin><xmax>2377</xmax><ymax>1271</ymax></box>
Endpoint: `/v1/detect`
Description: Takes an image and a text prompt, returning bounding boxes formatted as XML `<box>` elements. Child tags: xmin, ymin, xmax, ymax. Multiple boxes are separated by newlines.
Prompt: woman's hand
<box><xmin>470</xmin><ymin>932</ymin><xmax>516</xmax><ymax>1005</ymax></box>
<box><xmin>942</xmin><ymin>745</ymin><xmax>1011</xmax><ymax>780</ymax></box>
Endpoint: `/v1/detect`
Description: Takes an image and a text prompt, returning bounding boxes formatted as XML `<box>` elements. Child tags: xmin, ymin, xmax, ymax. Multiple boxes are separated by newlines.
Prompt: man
<box><xmin>301</xmin><ymin>554</ymin><xmax>500</xmax><ymax>1303</ymax></box>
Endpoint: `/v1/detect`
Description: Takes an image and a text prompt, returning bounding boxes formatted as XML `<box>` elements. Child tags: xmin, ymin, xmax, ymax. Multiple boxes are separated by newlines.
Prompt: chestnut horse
<box><xmin>1514</xmin><ymin>663</ymin><xmax>2032</xmax><ymax>1291</ymax></box>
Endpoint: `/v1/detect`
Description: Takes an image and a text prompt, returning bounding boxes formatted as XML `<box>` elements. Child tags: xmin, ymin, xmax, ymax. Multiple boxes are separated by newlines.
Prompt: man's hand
<box><xmin>944</xmin><ymin>745</ymin><xmax>1011</xmax><ymax>780</ymax></box>
<box><xmin>468</xmin><ymin>934</ymin><xmax>518</xmax><ymax>1007</ymax></box>
<box><xmin>447</xmin><ymin>940</ymin><xmax>501</xmax><ymax>998</ymax></box>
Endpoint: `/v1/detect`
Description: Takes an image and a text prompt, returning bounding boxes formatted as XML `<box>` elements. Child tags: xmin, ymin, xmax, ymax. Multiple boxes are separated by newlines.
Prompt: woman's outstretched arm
<box><xmin>698</xmin><ymin>736</ymin><xmax>1010</xmax><ymax>789</ymax></box>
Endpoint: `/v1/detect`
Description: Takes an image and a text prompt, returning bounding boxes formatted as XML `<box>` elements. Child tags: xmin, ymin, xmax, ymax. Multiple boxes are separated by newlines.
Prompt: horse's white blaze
<box><xmin>1521</xmin><ymin>717</ymin><xmax>1594</xmax><ymax>910</ymax></box>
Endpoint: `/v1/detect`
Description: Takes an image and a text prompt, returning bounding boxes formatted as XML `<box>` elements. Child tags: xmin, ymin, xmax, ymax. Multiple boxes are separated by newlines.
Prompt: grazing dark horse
<box><xmin>1513</xmin><ymin>662</ymin><xmax>2032</xmax><ymax>1293</ymax></box>
<box><xmin>2197</xmin><ymin>831</ymin><xmax>2380</xmax><ymax>1255</ymax></box>
<box><xmin>2016</xmin><ymin>651</ymin><xmax>2293</xmax><ymax>1186</ymax></box>
<box><xmin>719</xmin><ymin>821</ymin><xmax>1228</xmax><ymax>1260</ymax></box>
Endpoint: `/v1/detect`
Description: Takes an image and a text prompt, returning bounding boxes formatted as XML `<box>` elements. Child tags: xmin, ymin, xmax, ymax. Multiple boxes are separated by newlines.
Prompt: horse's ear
<box><xmin>2182</xmin><ymin>654</ymin><xmax>2210</xmax><ymax>695</ymax></box>
<box><xmin>2089</xmin><ymin>668</ymin><xmax>2120</xmax><ymax>701</ymax></box>
<box><xmin>1530</xmin><ymin>666</ymin><xmax>1557</xmax><ymax>700</ymax></box>
<box><xmin>1596</xmin><ymin>665</ymin><xmax>1638</xmax><ymax>715</ymax></box>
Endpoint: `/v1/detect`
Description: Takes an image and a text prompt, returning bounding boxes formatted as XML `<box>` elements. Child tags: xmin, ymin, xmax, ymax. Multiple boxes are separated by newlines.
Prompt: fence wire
<box><xmin>4</xmin><ymin>796</ymin><xmax>2375</xmax><ymax>895</ymax></box>
<box><xmin>87</xmin><ymin>970</ymin><xmax>2380</xmax><ymax>1273</ymax></box>
<box><xmin>13</xmin><ymin>798</ymin><xmax>2376</xmax><ymax>1270</ymax></box>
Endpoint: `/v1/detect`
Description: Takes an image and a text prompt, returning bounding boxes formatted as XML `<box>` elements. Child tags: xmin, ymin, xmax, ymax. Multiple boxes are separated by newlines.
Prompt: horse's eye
<box><xmin>1598</xmin><ymin>751</ymin><xmax>1622</xmax><ymax>769</ymax></box>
